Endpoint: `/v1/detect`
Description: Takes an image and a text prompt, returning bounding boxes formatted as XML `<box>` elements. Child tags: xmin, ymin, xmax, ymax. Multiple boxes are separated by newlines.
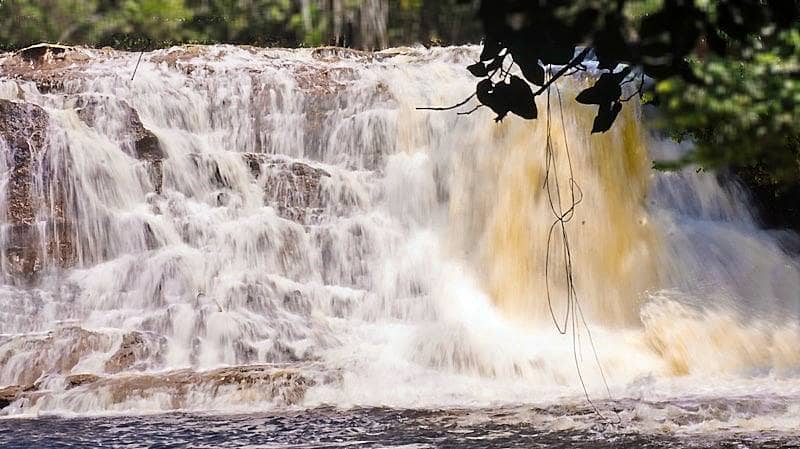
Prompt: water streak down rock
<box><xmin>0</xmin><ymin>99</ymin><xmax>73</xmax><ymax>281</ymax></box>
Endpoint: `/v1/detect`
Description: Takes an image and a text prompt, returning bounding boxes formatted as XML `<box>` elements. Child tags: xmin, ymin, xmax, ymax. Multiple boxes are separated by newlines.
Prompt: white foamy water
<box><xmin>0</xmin><ymin>45</ymin><xmax>798</xmax><ymax>434</ymax></box>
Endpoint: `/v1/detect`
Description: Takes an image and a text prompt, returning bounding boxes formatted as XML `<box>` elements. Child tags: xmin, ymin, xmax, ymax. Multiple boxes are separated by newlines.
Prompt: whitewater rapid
<box><xmin>0</xmin><ymin>45</ymin><xmax>798</xmax><ymax>433</ymax></box>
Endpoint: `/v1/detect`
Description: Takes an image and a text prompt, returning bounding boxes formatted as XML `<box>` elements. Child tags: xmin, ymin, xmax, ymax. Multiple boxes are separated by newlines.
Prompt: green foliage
<box><xmin>465</xmin><ymin>0</ymin><xmax>799</xmax><ymax>193</ymax></box>
<box><xmin>0</xmin><ymin>0</ymin><xmax>483</xmax><ymax>50</ymax></box>
<box><xmin>186</xmin><ymin>0</ymin><xmax>301</xmax><ymax>47</ymax></box>
<box><xmin>655</xmin><ymin>29</ymin><xmax>800</xmax><ymax>185</ymax></box>
<box><xmin>0</xmin><ymin>0</ymin><xmax>190</xmax><ymax>48</ymax></box>
<box><xmin>388</xmin><ymin>0</ymin><xmax>482</xmax><ymax>46</ymax></box>
<box><xmin>468</xmin><ymin>0</ymin><xmax>797</xmax><ymax>125</ymax></box>
<box><xmin>0</xmin><ymin>0</ymin><xmax>99</xmax><ymax>49</ymax></box>
<box><xmin>96</xmin><ymin>0</ymin><xmax>195</xmax><ymax>47</ymax></box>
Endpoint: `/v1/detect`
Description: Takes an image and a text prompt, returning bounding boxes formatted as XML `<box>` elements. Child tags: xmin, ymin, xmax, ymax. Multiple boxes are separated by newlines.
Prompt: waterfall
<box><xmin>0</xmin><ymin>44</ymin><xmax>798</xmax><ymax>417</ymax></box>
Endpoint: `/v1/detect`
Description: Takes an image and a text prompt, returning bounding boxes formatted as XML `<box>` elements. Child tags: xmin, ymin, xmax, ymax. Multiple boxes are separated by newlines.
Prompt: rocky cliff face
<box><xmin>0</xmin><ymin>43</ymin><xmax>409</xmax><ymax>413</ymax></box>
<box><xmin>0</xmin><ymin>44</ymin><xmax>382</xmax><ymax>282</ymax></box>
<box><xmin>0</xmin><ymin>98</ymin><xmax>67</xmax><ymax>281</ymax></box>
<box><xmin>0</xmin><ymin>91</ymin><xmax>168</xmax><ymax>281</ymax></box>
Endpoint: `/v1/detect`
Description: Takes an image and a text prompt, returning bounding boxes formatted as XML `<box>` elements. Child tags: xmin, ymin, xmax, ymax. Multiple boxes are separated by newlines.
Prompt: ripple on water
<box><xmin>1</xmin><ymin>400</ymin><xmax>799</xmax><ymax>448</ymax></box>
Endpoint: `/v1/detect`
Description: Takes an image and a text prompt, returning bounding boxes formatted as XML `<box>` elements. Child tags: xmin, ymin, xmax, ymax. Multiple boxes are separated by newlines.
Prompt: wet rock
<box><xmin>0</xmin><ymin>99</ymin><xmax>47</xmax><ymax>226</ymax></box>
<box><xmin>73</xmin><ymin>96</ymin><xmax>165</xmax><ymax>194</ymax></box>
<box><xmin>0</xmin><ymin>327</ymin><xmax>113</xmax><ymax>387</ymax></box>
<box><xmin>0</xmin><ymin>99</ymin><xmax>73</xmax><ymax>279</ymax></box>
<box><xmin>148</xmin><ymin>160</ymin><xmax>164</xmax><ymax>194</ymax></box>
<box><xmin>17</xmin><ymin>43</ymin><xmax>70</xmax><ymax>62</ymax></box>
<box><xmin>249</xmin><ymin>154</ymin><xmax>332</xmax><ymax>224</ymax></box>
<box><xmin>90</xmin><ymin>364</ymin><xmax>314</xmax><ymax>409</ymax></box>
<box><xmin>0</xmin><ymin>44</ymin><xmax>91</xmax><ymax>93</ymax></box>
<box><xmin>188</xmin><ymin>154</ymin><xmax>231</xmax><ymax>189</ymax></box>
<box><xmin>149</xmin><ymin>45</ymin><xmax>213</xmax><ymax>71</ymax></box>
<box><xmin>0</xmin><ymin>385</ymin><xmax>26</xmax><ymax>409</ymax></box>
<box><xmin>65</xmin><ymin>373</ymin><xmax>100</xmax><ymax>389</ymax></box>
<box><xmin>206</xmin><ymin>365</ymin><xmax>312</xmax><ymax>405</ymax></box>
<box><xmin>311</xmin><ymin>46</ymin><xmax>372</xmax><ymax>62</ymax></box>
<box><xmin>242</xmin><ymin>153</ymin><xmax>265</xmax><ymax>178</ymax></box>
<box><xmin>3</xmin><ymin>225</ymin><xmax>40</xmax><ymax>279</ymax></box>
<box><xmin>105</xmin><ymin>332</ymin><xmax>158</xmax><ymax>374</ymax></box>
<box><xmin>74</xmin><ymin>96</ymin><xmax>164</xmax><ymax>161</ymax></box>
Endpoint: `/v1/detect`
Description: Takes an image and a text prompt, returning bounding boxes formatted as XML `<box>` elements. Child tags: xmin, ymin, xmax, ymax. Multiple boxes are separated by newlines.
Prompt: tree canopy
<box><xmin>465</xmin><ymin>1</ymin><xmax>798</xmax><ymax>125</ymax></box>
<box><xmin>461</xmin><ymin>0</ymin><xmax>799</xmax><ymax>199</ymax></box>
<box><xmin>0</xmin><ymin>0</ymin><xmax>482</xmax><ymax>50</ymax></box>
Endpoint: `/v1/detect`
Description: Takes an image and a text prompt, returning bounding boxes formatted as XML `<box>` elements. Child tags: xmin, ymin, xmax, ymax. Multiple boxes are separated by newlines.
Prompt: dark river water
<box><xmin>1</xmin><ymin>403</ymin><xmax>798</xmax><ymax>448</ymax></box>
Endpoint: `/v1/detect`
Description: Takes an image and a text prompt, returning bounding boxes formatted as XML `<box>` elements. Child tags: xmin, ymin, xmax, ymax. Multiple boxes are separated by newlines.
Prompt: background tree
<box><xmin>458</xmin><ymin>0</ymin><xmax>799</xmax><ymax>224</ymax></box>
<box><xmin>0</xmin><ymin>0</ymin><xmax>482</xmax><ymax>50</ymax></box>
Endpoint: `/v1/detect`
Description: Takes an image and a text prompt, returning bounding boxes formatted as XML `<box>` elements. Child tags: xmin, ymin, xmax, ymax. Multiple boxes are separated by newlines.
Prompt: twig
<box><xmin>416</xmin><ymin>92</ymin><xmax>476</xmax><ymax>111</ymax></box>
<box><xmin>621</xmin><ymin>73</ymin><xmax>645</xmax><ymax>102</ymax></box>
<box><xmin>533</xmin><ymin>47</ymin><xmax>592</xmax><ymax>96</ymax></box>
<box><xmin>131</xmin><ymin>49</ymin><xmax>145</xmax><ymax>81</ymax></box>
<box><xmin>457</xmin><ymin>104</ymin><xmax>483</xmax><ymax>115</ymax></box>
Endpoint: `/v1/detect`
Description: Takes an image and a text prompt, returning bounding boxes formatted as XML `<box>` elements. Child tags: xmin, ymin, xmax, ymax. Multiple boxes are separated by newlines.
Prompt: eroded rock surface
<box><xmin>105</xmin><ymin>332</ymin><xmax>162</xmax><ymax>374</ymax></box>
<box><xmin>0</xmin><ymin>44</ymin><xmax>94</xmax><ymax>93</ymax></box>
<box><xmin>0</xmin><ymin>385</ymin><xmax>28</xmax><ymax>409</ymax></box>
<box><xmin>0</xmin><ymin>99</ymin><xmax>73</xmax><ymax>279</ymax></box>
<box><xmin>71</xmin><ymin>95</ymin><xmax>165</xmax><ymax>193</ymax></box>
<box><xmin>0</xmin><ymin>99</ymin><xmax>46</xmax><ymax>226</ymax></box>
<box><xmin>1</xmin><ymin>364</ymin><xmax>314</xmax><ymax>413</ymax></box>
<box><xmin>74</xmin><ymin>96</ymin><xmax>164</xmax><ymax>161</ymax></box>
<box><xmin>65</xmin><ymin>373</ymin><xmax>101</xmax><ymax>389</ymax></box>
<box><xmin>0</xmin><ymin>44</ymin><xmax>392</xmax><ymax>416</ymax></box>
<box><xmin>262</xmin><ymin>157</ymin><xmax>331</xmax><ymax>224</ymax></box>
<box><xmin>0</xmin><ymin>327</ymin><xmax>113</xmax><ymax>387</ymax></box>
<box><xmin>202</xmin><ymin>153</ymin><xmax>344</xmax><ymax>224</ymax></box>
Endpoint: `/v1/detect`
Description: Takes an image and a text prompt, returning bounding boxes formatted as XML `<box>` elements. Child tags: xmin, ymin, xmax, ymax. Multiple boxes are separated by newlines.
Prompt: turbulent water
<box><xmin>0</xmin><ymin>44</ymin><xmax>798</xmax><ymax>445</ymax></box>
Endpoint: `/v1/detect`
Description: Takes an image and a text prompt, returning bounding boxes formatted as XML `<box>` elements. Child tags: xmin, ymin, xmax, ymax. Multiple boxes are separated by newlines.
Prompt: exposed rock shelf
<box><xmin>0</xmin><ymin>364</ymin><xmax>314</xmax><ymax>413</ymax></box>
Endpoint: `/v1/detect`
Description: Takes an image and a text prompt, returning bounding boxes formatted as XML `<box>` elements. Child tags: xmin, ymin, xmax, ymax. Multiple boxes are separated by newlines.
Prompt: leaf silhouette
<box><xmin>576</xmin><ymin>75</ymin><xmax>621</xmax><ymax>105</ymax></box>
<box><xmin>476</xmin><ymin>79</ymin><xmax>510</xmax><ymax>122</ymax></box>
<box><xmin>517</xmin><ymin>58</ymin><xmax>545</xmax><ymax>86</ymax></box>
<box><xmin>485</xmin><ymin>57</ymin><xmax>503</xmax><ymax>72</ymax></box>
<box><xmin>591</xmin><ymin>101</ymin><xmax>623</xmax><ymax>133</ymax></box>
<box><xmin>467</xmin><ymin>62</ymin><xmax>488</xmax><ymax>77</ymax></box>
<box><xmin>475</xmin><ymin>76</ymin><xmax>537</xmax><ymax>122</ymax></box>
<box><xmin>593</xmin><ymin>15</ymin><xmax>629</xmax><ymax>70</ymax></box>
<box><xmin>480</xmin><ymin>37</ymin><xmax>503</xmax><ymax>61</ymax></box>
<box><xmin>508</xmin><ymin>75</ymin><xmax>537</xmax><ymax>119</ymax></box>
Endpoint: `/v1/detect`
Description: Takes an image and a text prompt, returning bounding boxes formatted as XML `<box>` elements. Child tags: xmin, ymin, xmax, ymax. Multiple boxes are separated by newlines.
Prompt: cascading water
<box><xmin>0</xmin><ymin>44</ymin><xmax>798</xmax><ymax>434</ymax></box>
